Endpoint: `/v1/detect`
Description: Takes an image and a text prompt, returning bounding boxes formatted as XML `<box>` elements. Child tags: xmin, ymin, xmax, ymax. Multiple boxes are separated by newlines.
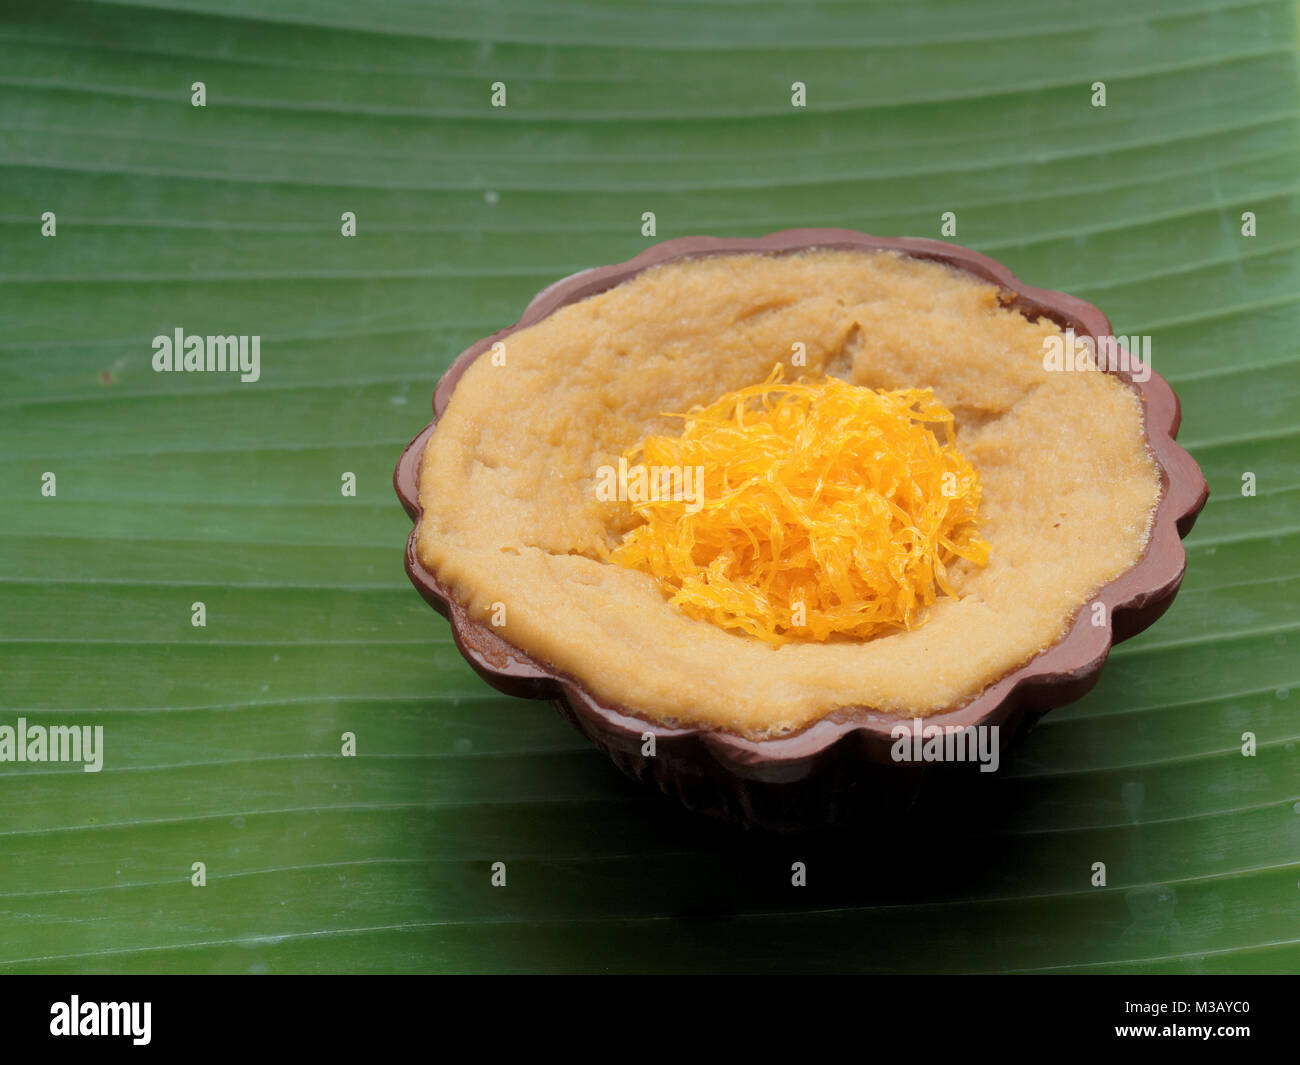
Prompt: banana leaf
<box><xmin>0</xmin><ymin>0</ymin><xmax>1297</xmax><ymax>973</ymax></box>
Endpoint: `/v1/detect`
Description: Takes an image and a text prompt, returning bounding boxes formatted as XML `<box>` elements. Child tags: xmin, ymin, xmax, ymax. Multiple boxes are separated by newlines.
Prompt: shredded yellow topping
<box><xmin>609</xmin><ymin>364</ymin><xmax>990</xmax><ymax>645</ymax></box>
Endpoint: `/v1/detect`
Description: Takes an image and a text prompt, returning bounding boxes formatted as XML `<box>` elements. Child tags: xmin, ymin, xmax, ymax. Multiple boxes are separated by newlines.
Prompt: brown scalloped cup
<box><xmin>395</xmin><ymin>229</ymin><xmax>1209</xmax><ymax>830</ymax></box>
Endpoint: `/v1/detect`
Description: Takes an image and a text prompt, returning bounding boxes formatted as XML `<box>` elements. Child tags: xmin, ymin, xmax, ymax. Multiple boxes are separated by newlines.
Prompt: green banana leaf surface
<box><xmin>1</xmin><ymin>0</ymin><xmax>1298</xmax><ymax>973</ymax></box>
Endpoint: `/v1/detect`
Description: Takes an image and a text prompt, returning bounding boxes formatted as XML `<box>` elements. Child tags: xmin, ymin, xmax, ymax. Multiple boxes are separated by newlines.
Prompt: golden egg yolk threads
<box><xmin>610</xmin><ymin>364</ymin><xmax>990</xmax><ymax>645</ymax></box>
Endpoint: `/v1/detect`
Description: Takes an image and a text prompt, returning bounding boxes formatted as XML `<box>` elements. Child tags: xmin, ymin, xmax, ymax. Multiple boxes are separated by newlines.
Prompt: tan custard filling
<box><xmin>416</xmin><ymin>249</ymin><xmax>1161</xmax><ymax>737</ymax></box>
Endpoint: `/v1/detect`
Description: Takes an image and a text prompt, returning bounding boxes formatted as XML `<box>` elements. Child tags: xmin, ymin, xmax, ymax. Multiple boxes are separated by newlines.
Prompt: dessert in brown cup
<box><xmin>395</xmin><ymin>230</ymin><xmax>1208</xmax><ymax>830</ymax></box>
